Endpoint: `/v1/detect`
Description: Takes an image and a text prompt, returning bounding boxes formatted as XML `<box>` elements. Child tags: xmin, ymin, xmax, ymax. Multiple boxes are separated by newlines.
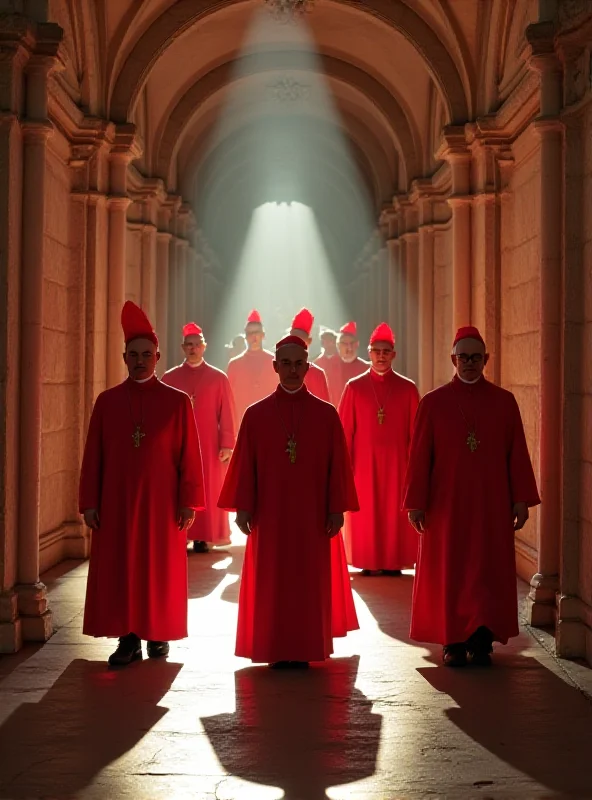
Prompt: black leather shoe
<box><xmin>442</xmin><ymin>643</ymin><xmax>467</xmax><ymax>667</ymax></box>
<box><xmin>192</xmin><ymin>540</ymin><xmax>209</xmax><ymax>553</ymax></box>
<box><xmin>360</xmin><ymin>569</ymin><xmax>373</xmax><ymax>576</ymax></box>
<box><xmin>381</xmin><ymin>569</ymin><xmax>402</xmax><ymax>576</ymax></box>
<box><xmin>466</xmin><ymin>626</ymin><xmax>494</xmax><ymax>666</ymax></box>
<box><xmin>147</xmin><ymin>641</ymin><xmax>170</xmax><ymax>658</ymax></box>
<box><xmin>108</xmin><ymin>633</ymin><xmax>142</xmax><ymax>667</ymax></box>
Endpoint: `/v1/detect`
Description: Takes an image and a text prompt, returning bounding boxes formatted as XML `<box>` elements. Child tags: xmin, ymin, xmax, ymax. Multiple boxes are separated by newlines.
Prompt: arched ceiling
<box><xmin>78</xmin><ymin>0</ymin><xmax>503</xmax><ymax>270</ymax></box>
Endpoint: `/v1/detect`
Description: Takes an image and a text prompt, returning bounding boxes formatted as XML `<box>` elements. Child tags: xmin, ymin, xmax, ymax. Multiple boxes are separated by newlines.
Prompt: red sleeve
<box><xmin>328</xmin><ymin>410</ymin><xmax>359</xmax><ymax>513</ymax></box>
<box><xmin>218</xmin><ymin>409</ymin><xmax>257</xmax><ymax>513</ymax></box>
<box><xmin>178</xmin><ymin>394</ymin><xmax>206</xmax><ymax>510</ymax></box>
<box><xmin>218</xmin><ymin>374</ymin><xmax>236</xmax><ymax>450</ymax></box>
<box><xmin>337</xmin><ymin>383</ymin><xmax>355</xmax><ymax>455</ymax></box>
<box><xmin>79</xmin><ymin>393</ymin><xmax>104</xmax><ymax>512</ymax></box>
<box><xmin>508</xmin><ymin>395</ymin><xmax>541</xmax><ymax>507</ymax></box>
<box><xmin>402</xmin><ymin>396</ymin><xmax>433</xmax><ymax>511</ymax></box>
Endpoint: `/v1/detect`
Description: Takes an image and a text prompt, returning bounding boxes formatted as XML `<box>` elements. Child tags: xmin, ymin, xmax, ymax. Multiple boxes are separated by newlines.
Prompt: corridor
<box><xmin>1</xmin><ymin>534</ymin><xmax>591</xmax><ymax>800</ymax></box>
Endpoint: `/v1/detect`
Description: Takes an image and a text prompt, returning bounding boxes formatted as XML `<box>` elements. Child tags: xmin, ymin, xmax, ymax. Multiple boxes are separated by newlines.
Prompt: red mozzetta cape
<box><xmin>334</xmin><ymin>357</ymin><xmax>370</xmax><ymax>406</ymax></box>
<box><xmin>339</xmin><ymin>369</ymin><xmax>420</xmax><ymax>570</ymax></box>
<box><xmin>218</xmin><ymin>385</ymin><xmax>360</xmax><ymax>663</ymax></box>
<box><xmin>227</xmin><ymin>348</ymin><xmax>277</xmax><ymax>421</ymax></box>
<box><xmin>402</xmin><ymin>376</ymin><xmax>541</xmax><ymax>645</ymax></box>
<box><xmin>314</xmin><ymin>354</ymin><xmax>342</xmax><ymax>406</ymax></box>
<box><xmin>79</xmin><ymin>377</ymin><xmax>205</xmax><ymax>641</ymax></box>
<box><xmin>162</xmin><ymin>361</ymin><xmax>236</xmax><ymax>544</ymax></box>
<box><xmin>305</xmin><ymin>362</ymin><xmax>330</xmax><ymax>402</ymax></box>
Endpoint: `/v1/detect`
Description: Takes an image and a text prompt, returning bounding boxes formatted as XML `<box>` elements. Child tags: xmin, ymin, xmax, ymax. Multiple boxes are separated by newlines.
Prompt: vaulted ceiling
<box><xmin>47</xmin><ymin>0</ymin><xmax>539</xmax><ymax>268</ymax></box>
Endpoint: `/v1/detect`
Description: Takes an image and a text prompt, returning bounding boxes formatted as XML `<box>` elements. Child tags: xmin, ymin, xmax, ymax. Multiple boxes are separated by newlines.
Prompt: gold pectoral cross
<box><xmin>466</xmin><ymin>430</ymin><xmax>479</xmax><ymax>453</ymax></box>
<box><xmin>132</xmin><ymin>425</ymin><xmax>145</xmax><ymax>448</ymax></box>
<box><xmin>286</xmin><ymin>437</ymin><xmax>297</xmax><ymax>464</ymax></box>
<box><xmin>377</xmin><ymin>407</ymin><xmax>385</xmax><ymax>425</ymax></box>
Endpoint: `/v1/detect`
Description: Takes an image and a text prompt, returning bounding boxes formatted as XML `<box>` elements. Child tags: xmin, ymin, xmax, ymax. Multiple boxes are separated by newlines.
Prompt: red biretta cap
<box><xmin>183</xmin><ymin>322</ymin><xmax>203</xmax><ymax>338</ymax></box>
<box><xmin>291</xmin><ymin>308</ymin><xmax>314</xmax><ymax>336</ymax></box>
<box><xmin>370</xmin><ymin>322</ymin><xmax>395</xmax><ymax>347</ymax></box>
<box><xmin>246</xmin><ymin>309</ymin><xmax>262</xmax><ymax>325</ymax></box>
<box><xmin>453</xmin><ymin>325</ymin><xmax>486</xmax><ymax>349</ymax></box>
<box><xmin>276</xmin><ymin>335</ymin><xmax>308</xmax><ymax>351</ymax></box>
<box><xmin>121</xmin><ymin>301</ymin><xmax>158</xmax><ymax>348</ymax></box>
<box><xmin>340</xmin><ymin>321</ymin><xmax>358</xmax><ymax>337</ymax></box>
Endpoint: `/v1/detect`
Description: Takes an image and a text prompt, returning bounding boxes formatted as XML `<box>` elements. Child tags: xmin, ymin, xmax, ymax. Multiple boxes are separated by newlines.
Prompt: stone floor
<box><xmin>1</xmin><ymin>533</ymin><xmax>592</xmax><ymax>800</ymax></box>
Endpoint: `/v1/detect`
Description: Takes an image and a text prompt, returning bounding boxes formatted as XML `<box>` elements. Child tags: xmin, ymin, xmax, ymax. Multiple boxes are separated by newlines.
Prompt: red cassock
<box><xmin>402</xmin><ymin>376</ymin><xmax>541</xmax><ymax>645</ymax></box>
<box><xmin>227</xmin><ymin>348</ymin><xmax>277</xmax><ymax>421</ymax></box>
<box><xmin>218</xmin><ymin>385</ymin><xmax>360</xmax><ymax>663</ymax></box>
<box><xmin>334</xmin><ymin>357</ymin><xmax>370</xmax><ymax>406</ymax></box>
<box><xmin>162</xmin><ymin>361</ymin><xmax>236</xmax><ymax>544</ymax></box>
<box><xmin>79</xmin><ymin>377</ymin><xmax>205</xmax><ymax>641</ymax></box>
<box><xmin>305</xmin><ymin>362</ymin><xmax>330</xmax><ymax>402</ymax></box>
<box><xmin>314</xmin><ymin>354</ymin><xmax>342</xmax><ymax>405</ymax></box>
<box><xmin>339</xmin><ymin>369</ymin><xmax>420</xmax><ymax>570</ymax></box>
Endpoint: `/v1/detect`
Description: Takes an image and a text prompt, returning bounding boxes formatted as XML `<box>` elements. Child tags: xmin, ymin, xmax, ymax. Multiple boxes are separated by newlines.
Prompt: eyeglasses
<box><xmin>454</xmin><ymin>353</ymin><xmax>484</xmax><ymax>364</ymax></box>
<box><xmin>370</xmin><ymin>348</ymin><xmax>393</xmax><ymax>355</ymax></box>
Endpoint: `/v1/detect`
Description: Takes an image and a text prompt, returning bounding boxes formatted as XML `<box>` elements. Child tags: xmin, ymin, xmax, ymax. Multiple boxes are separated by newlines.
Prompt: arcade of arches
<box><xmin>0</xmin><ymin>0</ymin><xmax>591</xmax><ymax>671</ymax></box>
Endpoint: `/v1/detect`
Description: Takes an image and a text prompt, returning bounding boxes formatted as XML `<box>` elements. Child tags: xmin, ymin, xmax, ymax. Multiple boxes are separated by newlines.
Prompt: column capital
<box><xmin>107</xmin><ymin>195</ymin><xmax>132</xmax><ymax>211</ymax></box>
<box><xmin>109</xmin><ymin>123</ymin><xmax>142</xmax><ymax>162</ymax></box>
<box><xmin>21</xmin><ymin>119</ymin><xmax>53</xmax><ymax>142</ymax></box>
<box><xmin>156</xmin><ymin>230</ymin><xmax>173</xmax><ymax>243</ymax></box>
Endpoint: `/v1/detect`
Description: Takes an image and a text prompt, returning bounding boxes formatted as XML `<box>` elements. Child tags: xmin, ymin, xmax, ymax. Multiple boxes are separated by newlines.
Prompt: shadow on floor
<box><xmin>419</xmin><ymin>655</ymin><xmax>592</xmax><ymax>798</ymax></box>
<box><xmin>187</xmin><ymin>547</ymin><xmax>240</xmax><ymax>600</ymax></box>
<box><xmin>350</xmin><ymin>571</ymin><xmax>419</xmax><ymax>645</ymax></box>
<box><xmin>0</xmin><ymin>658</ymin><xmax>182</xmax><ymax>799</ymax></box>
<box><xmin>201</xmin><ymin>655</ymin><xmax>381</xmax><ymax>800</ymax></box>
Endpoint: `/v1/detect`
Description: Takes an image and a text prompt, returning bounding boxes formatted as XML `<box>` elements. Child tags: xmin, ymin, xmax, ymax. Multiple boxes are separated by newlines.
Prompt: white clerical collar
<box><xmin>134</xmin><ymin>374</ymin><xmax>155</xmax><ymax>384</ymax></box>
<box><xmin>371</xmin><ymin>366</ymin><xmax>392</xmax><ymax>376</ymax></box>
<box><xmin>184</xmin><ymin>359</ymin><xmax>204</xmax><ymax>368</ymax></box>
<box><xmin>323</xmin><ymin>352</ymin><xmax>336</xmax><ymax>359</ymax></box>
<box><xmin>280</xmin><ymin>383</ymin><xmax>304</xmax><ymax>395</ymax></box>
<box><xmin>457</xmin><ymin>374</ymin><xmax>483</xmax><ymax>385</ymax></box>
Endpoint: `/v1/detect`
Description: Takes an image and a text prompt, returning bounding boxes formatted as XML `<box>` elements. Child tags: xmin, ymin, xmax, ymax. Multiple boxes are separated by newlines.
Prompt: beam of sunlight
<box><xmin>193</xmin><ymin>9</ymin><xmax>376</xmax><ymax>363</ymax></box>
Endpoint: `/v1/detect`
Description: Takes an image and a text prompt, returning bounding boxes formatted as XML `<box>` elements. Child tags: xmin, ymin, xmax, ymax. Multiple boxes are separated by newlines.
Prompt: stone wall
<box><xmin>432</xmin><ymin>225</ymin><xmax>452</xmax><ymax>388</ymax></box>
<box><xmin>126</xmin><ymin>225</ymin><xmax>143</xmax><ymax>306</ymax></box>
<box><xmin>39</xmin><ymin>132</ymin><xmax>82</xmax><ymax>571</ymax></box>
<box><xmin>500</xmin><ymin>126</ymin><xmax>541</xmax><ymax>580</ymax></box>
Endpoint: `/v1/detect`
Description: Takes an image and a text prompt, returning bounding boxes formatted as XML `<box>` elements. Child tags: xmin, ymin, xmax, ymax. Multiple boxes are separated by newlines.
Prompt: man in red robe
<box><xmin>79</xmin><ymin>302</ymin><xmax>205</xmax><ymax>667</ymax></box>
<box><xmin>227</xmin><ymin>309</ymin><xmax>277</xmax><ymax>421</ymax></box>
<box><xmin>339</xmin><ymin>323</ymin><xmax>420</xmax><ymax>575</ymax></box>
<box><xmin>218</xmin><ymin>335</ymin><xmax>359</xmax><ymax>668</ymax></box>
<box><xmin>403</xmin><ymin>326</ymin><xmax>540</xmax><ymax>667</ymax></box>
<box><xmin>334</xmin><ymin>321</ymin><xmax>370</xmax><ymax>404</ymax></box>
<box><xmin>289</xmin><ymin>308</ymin><xmax>331</xmax><ymax>402</ymax></box>
<box><xmin>314</xmin><ymin>328</ymin><xmax>341</xmax><ymax>405</ymax></box>
<box><xmin>162</xmin><ymin>322</ymin><xmax>235</xmax><ymax>553</ymax></box>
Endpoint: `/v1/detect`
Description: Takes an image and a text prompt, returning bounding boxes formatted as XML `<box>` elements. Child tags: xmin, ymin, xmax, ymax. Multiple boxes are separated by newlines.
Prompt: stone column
<box><xmin>141</xmin><ymin>223</ymin><xmax>157</xmax><ymax>324</ymax></box>
<box><xmin>106</xmin><ymin>127</ymin><xmax>139</xmax><ymax>388</ymax></box>
<box><xmin>16</xmin><ymin>54</ymin><xmax>58</xmax><ymax>642</ymax></box>
<box><xmin>402</xmin><ymin>232</ymin><xmax>419</xmax><ymax>384</ymax></box>
<box><xmin>176</xmin><ymin>239</ymin><xmax>189</xmax><ymax>333</ymax></box>
<box><xmin>155</xmin><ymin>231</ymin><xmax>171</xmax><ymax>375</ymax></box>
<box><xmin>417</xmin><ymin>198</ymin><xmax>435</xmax><ymax>396</ymax></box>
<box><xmin>526</xmin><ymin>31</ymin><xmax>564</xmax><ymax>625</ymax></box>
<box><xmin>441</xmin><ymin>129</ymin><xmax>473</xmax><ymax>333</ymax></box>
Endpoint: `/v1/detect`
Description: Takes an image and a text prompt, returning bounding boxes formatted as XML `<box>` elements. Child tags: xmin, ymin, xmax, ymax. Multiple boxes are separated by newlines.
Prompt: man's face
<box><xmin>123</xmin><ymin>337</ymin><xmax>160</xmax><ymax>380</ymax></box>
<box><xmin>273</xmin><ymin>344</ymin><xmax>309</xmax><ymax>389</ymax></box>
<box><xmin>338</xmin><ymin>334</ymin><xmax>359</xmax><ymax>363</ymax></box>
<box><xmin>321</xmin><ymin>334</ymin><xmax>337</xmax><ymax>357</ymax></box>
<box><xmin>245</xmin><ymin>323</ymin><xmax>265</xmax><ymax>350</ymax></box>
<box><xmin>368</xmin><ymin>341</ymin><xmax>396</xmax><ymax>373</ymax></box>
<box><xmin>450</xmin><ymin>338</ymin><xmax>488</xmax><ymax>381</ymax></box>
<box><xmin>182</xmin><ymin>335</ymin><xmax>206</xmax><ymax>365</ymax></box>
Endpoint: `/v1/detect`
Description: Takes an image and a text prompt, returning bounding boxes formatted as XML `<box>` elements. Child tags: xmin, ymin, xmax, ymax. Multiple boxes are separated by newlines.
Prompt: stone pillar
<box><xmin>176</xmin><ymin>239</ymin><xmax>189</xmax><ymax>333</ymax></box>
<box><xmin>441</xmin><ymin>129</ymin><xmax>473</xmax><ymax>333</ymax></box>
<box><xmin>106</xmin><ymin>127</ymin><xmax>140</xmax><ymax>388</ymax></box>
<box><xmin>526</xmin><ymin>29</ymin><xmax>564</xmax><ymax>625</ymax></box>
<box><xmin>155</xmin><ymin>231</ymin><xmax>171</xmax><ymax>375</ymax></box>
<box><xmin>16</xmin><ymin>54</ymin><xmax>58</xmax><ymax>642</ymax></box>
<box><xmin>403</xmin><ymin>232</ymin><xmax>419</xmax><ymax>384</ymax></box>
<box><xmin>418</xmin><ymin>199</ymin><xmax>435</xmax><ymax>396</ymax></box>
<box><xmin>141</xmin><ymin>223</ymin><xmax>157</xmax><ymax>324</ymax></box>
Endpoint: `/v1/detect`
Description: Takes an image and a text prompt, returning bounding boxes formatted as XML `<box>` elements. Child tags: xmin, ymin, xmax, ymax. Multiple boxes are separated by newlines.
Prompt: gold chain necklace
<box><xmin>450</xmin><ymin>383</ymin><xmax>479</xmax><ymax>452</ymax></box>
<box><xmin>369</xmin><ymin>372</ymin><xmax>394</xmax><ymax>425</ymax></box>
<box><xmin>275</xmin><ymin>394</ymin><xmax>302</xmax><ymax>464</ymax></box>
